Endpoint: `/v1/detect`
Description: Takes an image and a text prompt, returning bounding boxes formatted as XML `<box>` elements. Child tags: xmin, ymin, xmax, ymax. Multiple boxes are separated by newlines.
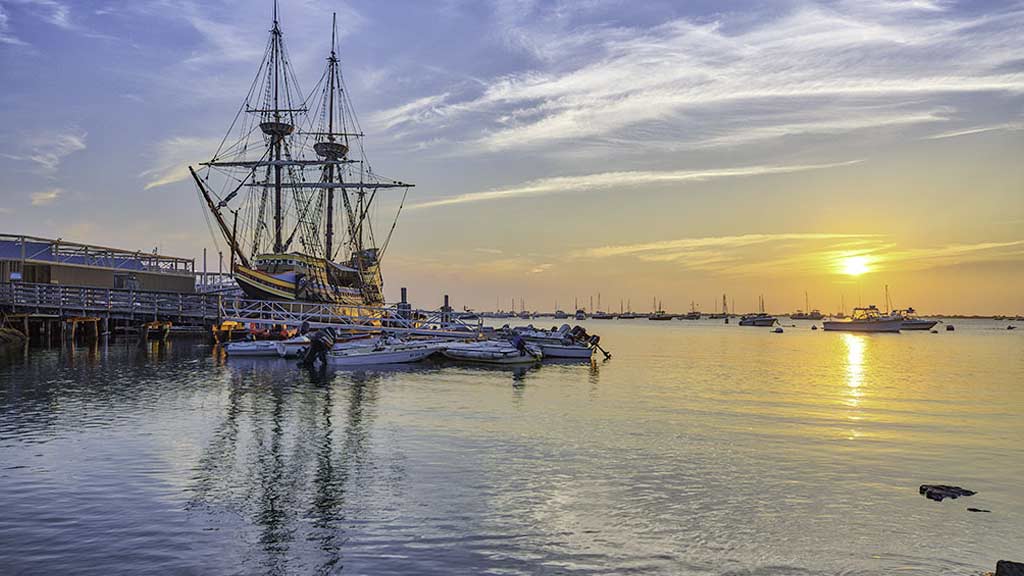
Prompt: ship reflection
<box><xmin>189</xmin><ymin>360</ymin><xmax>391</xmax><ymax>575</ymax></box>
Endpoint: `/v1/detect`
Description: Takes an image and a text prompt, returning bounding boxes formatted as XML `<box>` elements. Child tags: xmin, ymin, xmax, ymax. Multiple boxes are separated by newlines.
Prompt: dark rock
<box><xmin>967</xmin><ymin>507</ymin><xmax>991</xmax><ymax>513</ymax></box>
<box><xmin>919</xmin><ymin>484</ymin><xmax>976</xmax><ymax>502</ymax></box>
<box><xmin>996</xmin><ymin>560</ymin><xmax>1024</xmax><ymax>576</ymax></box>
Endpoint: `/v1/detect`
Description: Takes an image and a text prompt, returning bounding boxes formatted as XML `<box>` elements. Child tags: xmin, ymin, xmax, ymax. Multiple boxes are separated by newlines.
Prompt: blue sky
<box><xmin>1</xmin><ymin>0</ymin><xmax>1022</xmax><ymax>313</ymax></box>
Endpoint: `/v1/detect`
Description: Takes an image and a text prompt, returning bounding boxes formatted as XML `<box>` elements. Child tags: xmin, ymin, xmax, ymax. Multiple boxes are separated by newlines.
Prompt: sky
<box><xmin>1</xmin><ymin>0</ymin><xmax>1022</xmax><ymax>315</ymax></box>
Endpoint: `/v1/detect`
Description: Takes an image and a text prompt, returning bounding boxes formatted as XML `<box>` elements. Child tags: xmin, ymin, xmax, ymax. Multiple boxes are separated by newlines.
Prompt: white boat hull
<box><xmin>901</xmin><ymin>319</ymin><xmax>938</xmax><ymax>331</ymax></box>
<box><xmin>538</xmin><ymin>343</ymin><xmax>593</xmax><ymax>359</ymax></box>
<box><xmin>442</xmin><ymin>342</ymin><xmax>542</xmax><ymax>365</ymax></box>
<box><xmin>274</xmin><ymin>336</ymin><xmax>312</xmax><ymax>358</ymax></box>
<box><xmin>823</xmin><ymin>319</ymin><xmax>902</xmax><ymax>332</ymax></box>
<box><xmin>225</xmin><ymin>341</ymin><xmax>282</xmax><ymax>357</ymax></box>
<box><xmin>739</xmin><ymin>317</ymin><xmax>777</xmax><ymax>327</ymax></box>
<box><xmin>327</xmin><ymin>345</ymin><xmax>440</xmax><ymax>366</ymax></box>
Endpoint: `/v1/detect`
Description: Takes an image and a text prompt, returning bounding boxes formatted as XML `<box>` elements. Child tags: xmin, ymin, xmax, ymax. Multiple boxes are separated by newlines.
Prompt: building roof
<box><xmin>0</xmin><ymin>234</ymin><xmax>193</xmax><ymax>275</ymax></box>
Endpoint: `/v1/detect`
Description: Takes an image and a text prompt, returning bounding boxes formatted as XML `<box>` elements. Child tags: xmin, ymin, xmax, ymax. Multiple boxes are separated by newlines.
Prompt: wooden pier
<box><xmin>1</xmin><ymin>281</ymin><xmax>484</xmax><ymax>344</ymax></box>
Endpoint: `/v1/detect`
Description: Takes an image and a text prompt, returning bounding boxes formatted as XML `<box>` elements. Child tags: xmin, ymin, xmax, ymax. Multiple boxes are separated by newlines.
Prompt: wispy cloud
<box><xmin>0</xmin><ymin>127</ymin><xmax>87</xmax><ymax>174</ymax></box>
<box><xmin>410</xmin><ymin>160</ymin><xmax>862</xmax><ymax>209</ymax></box>
<box><xmin>570</xmin><ymin>233</ymin><xmax>1024</xmax><ymax>277</ymax></box>
<box><xmin>370</xmin><ymin>92</ymin><xmax>450</xmax><ymax>131</ymax></box>
<box><xmin>387</xmin><ymin>2</ymin><xmax>1024</xmax><ymax>154</ymax></box>
<box><xmin>140</xmin><ymin>136</ymin><xmax>221</xmax><ymax>190</ymax></box>
<box><xmin>0</xmin><ymin>4</ymin><xmax>27</xmax><ymax>45</ymax></box>
<box><xmin>574</xmin><ymin>233</ymin><xmax>878</xmax><ymax>260</ymax></box>
<box><xmin>30</xmin><ymin>187</ymin><xmax>62</xmax><ymax>205</ymax></box>
<box><xmin>923</xmin><ymin>121</ymin><xmax>1024</xmax><ymax>140</ymax></box>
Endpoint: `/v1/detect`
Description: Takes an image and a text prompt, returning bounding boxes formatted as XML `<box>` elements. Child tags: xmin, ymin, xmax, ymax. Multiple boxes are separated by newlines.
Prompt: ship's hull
<box><xmin>233</xmin><ymin>251</ymin><xmax>384</xmax><ymax>307</ymax></box>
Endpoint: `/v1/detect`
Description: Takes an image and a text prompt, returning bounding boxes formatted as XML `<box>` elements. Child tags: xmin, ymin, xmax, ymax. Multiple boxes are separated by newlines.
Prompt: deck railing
<box><xmin>0</xmin><ymin>282</ymin><xmax>219</xmax><ymax>321</ymax></box>
<box><xmin>1</xmin><ymin>282</ymin><xmax>485</xmax><ymax>335</ymax></box>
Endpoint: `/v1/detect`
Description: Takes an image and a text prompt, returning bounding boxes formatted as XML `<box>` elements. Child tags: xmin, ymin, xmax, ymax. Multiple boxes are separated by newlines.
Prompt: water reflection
<box><xmin>841</xmin><ymin>334</ymin><xmax>867</xmax><ymax>439</ymax></box>
<box><xmin>843</xmin><ymin>333</ymin><xmax>865</xmax><ymax>406</ymax></box>
<box><xmin>187</xmin><ymin>360</ymin><xmax>393</xmax><ymax>575</ymax></box>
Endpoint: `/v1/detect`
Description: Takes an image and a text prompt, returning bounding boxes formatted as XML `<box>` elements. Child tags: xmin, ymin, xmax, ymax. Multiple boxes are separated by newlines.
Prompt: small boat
<box><xmin>739</xmin><ymin>295</ymin><xmax>777</xmax><ymax>326</ymax></box>
<box><xmin>225</xmin><ymin>339</ymin><xmax>282</xmax><ymax>357</ymax></box>
<box><xmin>574</xmin><ymin>309</ymin><xmax>587</xmax><ymax>320</ymax></box>
<box><xmin>442</xmin><ymin>340</ymin><xmax>542</xmax><ymax>365</ymax></box>
<box><xmin>327</xmin><ymin>337</ymin><xmax>444</xmax><ymax>366</ymax></box>
<box><xmin>513</xmin><ymin>324</ymin><xmax>596</xmax><ymax>359</ymax></box>
<box><xmin>790</xmin><ymin>291</ymin><xmax>823</xmax><ymax>320</ymax></box>
<box><xmin>823</xmin><ymin>305</ymin><xmax>902</xmax><ymax>332</ymax></box>
<box><xmin>554</xmin><ymin>310</ymin><xmax>568</xmax><ymax>319</ymax></box>
<box><xmin>274</xmin><ymin>335</ymin><xmax>312</xmax><ymax>357</ymax></box>
<box><xmin>894</xmin><ymin>308</ymin><xmax>937</xmax><ymax>331</ymax></box>
<box><xmin>738</xmin><ymin>313</ymin><xmax>777</xmax><ymax>327</ymax></box>
<box><xmin>679</xmin><ymin>301</ymin><xmax>700</xmax><ymax>320</ymax></box>
<box><xmin>592</xmin><ymin>311</ymin><xmax>616</xmax><ymax>320</ymax></box>
<box><xmin>648</xmin><ymin>298</ymin><xmax>672</xmax><ymax>320</ymax></box>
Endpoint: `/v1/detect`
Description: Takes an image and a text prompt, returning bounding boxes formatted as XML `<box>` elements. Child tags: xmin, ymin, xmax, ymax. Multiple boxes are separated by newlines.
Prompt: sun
<box><xmin>840</xmin><ymin>255</ymin><xmax>871</xmax><ymax>276</ymax></box>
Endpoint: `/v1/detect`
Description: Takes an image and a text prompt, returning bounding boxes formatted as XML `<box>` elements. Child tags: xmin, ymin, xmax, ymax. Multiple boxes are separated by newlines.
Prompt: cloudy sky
<box><xmin>1</xmin><ymin>0</ymin><xmax>1022</xmax><ymax>314</ymax></box>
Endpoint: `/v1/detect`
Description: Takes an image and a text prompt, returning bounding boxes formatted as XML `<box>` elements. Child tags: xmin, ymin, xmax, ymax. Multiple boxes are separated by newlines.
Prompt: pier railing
<box><xmin>219</xmin><ymin>297</ymin><xmax>486</xmax><ymax>336</ymax></box>
<box><xmin>2</xmin><ymin>282</ymin><xmax>486</xmax><ymax>336</ymax></box>
<box><xmin>0</xmin><ymin>282</ymin><xmax>219</xmax><ymax>321</ymax></box>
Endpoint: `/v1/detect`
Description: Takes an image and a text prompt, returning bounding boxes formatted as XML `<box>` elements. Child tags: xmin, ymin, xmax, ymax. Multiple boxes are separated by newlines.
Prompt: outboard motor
<box><xmin>301</xmin><ymin>327</ymin><xmax>335</xmax><ymax>368</ymax></box>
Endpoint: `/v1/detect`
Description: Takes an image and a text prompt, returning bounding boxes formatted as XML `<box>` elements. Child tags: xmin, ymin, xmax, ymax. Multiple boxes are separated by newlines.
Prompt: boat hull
<box><xmin>328</xmin><ymin>345</ymin><xmax>439</xmax><ymax>366</ymax></box>
<box><xmin>901</xmin><ymin>320</ymin><xmax>938</xmax><ymax>331</ymax></box>
<box><xmin>537</xmin><ymin>343</ymin><xmax>593</xmax><ymax>359</ymax></box>
<box><xmin>739</xmin><ymin>317</ymin><xmax>777</xmax><ymax>327</ymax></box>
<box><xmin>225</xmin><ymin>341</ymin><xmax>282</xmax><ymax>357</ymax></box>
<box><xmin>442</xmin><ymin>342</ymin><xmax>542</xmax><ymax>365</ymax></box>
<box><xmin>823</xmin><ymin>319</ymin><xmax>902</xmax><ymax>332</ymax></box>
<box><xmin>274</xmin><ymin>337</ymin><xmax>311</xmax><ymax>358</ymax></box>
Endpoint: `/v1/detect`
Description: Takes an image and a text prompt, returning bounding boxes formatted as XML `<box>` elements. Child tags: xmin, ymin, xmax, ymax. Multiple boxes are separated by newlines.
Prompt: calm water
<box><xmin>1</xmin><ymin>319</ymin><xmax>1022</xmax><ymax>575</ymax></box>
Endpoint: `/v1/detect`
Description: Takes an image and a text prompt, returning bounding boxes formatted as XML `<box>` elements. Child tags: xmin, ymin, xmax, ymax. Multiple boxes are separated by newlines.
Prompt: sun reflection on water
<box><xmin>842</xmin><ymin>334</ymin><xmax>867</xmax><ymax>439</ymax></box>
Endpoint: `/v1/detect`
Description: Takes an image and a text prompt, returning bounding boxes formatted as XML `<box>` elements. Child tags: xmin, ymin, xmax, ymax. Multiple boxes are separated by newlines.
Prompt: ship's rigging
<box><xmin>189</xmin><ymin>4</ymin><xmax>413</xmax><ymax>305</ymax></box>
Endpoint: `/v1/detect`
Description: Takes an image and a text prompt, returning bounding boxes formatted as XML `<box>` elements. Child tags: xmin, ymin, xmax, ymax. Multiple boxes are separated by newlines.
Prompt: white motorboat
<box><xmin>442</xmin><ymin>340</ymin><xmax>543</xmax><ymax>365</ymax></box>
<box><xmin>534</xmin><ymin>342</ymin><xmax>592</xmax><ymax>359</ymax></box>
<box><xmin>327</xmin><ymin>337</ymin><xmax>444</xmax><ymax>366</ymax></box>
<box><xmin>738</xmin><ymin>314</ymin><xmax>777</xmax><ymax>327</ymax></box>
<box><xmin>823</xmin><ymin>306</ymin><xmax>902</xmax><ymax>332</ymax></box>
<box><xmin>739</xmin><ymin>295</ymin><xmax>777</xmax><ymax>326</ymax></box>
<box><xmin>894</xmin><ymin>308</ymin><xmax>937</xmax><ymax>331</ymax></box>
<box><xmin>512</xmin><ymin>324</ymin><xmax>594</xmax><ymax>359</ymax></box>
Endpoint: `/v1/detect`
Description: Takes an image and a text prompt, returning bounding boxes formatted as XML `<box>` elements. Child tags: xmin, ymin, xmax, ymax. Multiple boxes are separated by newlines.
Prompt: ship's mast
<box><xmin>271</xmin><ymin>1</ymin><xmax>284</xmax><ymax>253</ymax></box>
<box><xmin>324</xmin><ymin>13</ymin><xmax>337</xmax><ymax>261</ymax></box>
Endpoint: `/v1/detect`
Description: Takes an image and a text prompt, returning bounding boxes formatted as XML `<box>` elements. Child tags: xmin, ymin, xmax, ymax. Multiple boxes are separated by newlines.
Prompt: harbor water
<box><xmin>1</xmin><ymin>319</ymin><xmax>1022</xmax><ymax>575</ymax></box>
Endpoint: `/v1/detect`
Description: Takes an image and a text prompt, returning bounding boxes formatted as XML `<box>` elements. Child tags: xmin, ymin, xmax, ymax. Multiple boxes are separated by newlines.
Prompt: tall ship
<box><xmin>190</xmin><ymin>6</ymin><xmax>413</xmax><ymax>308</ymax></box>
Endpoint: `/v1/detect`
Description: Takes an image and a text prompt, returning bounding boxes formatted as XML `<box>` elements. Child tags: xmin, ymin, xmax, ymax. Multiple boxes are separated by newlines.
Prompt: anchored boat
<box><xmin>895</xmin><ymin>308</ymin><xmax>937</xmax><ymax>331</ymax></box>
<box><xmin>739</xmin><ymin>295</ymin><xmax>777</xmax><ymax>326</ymax></box>
<box><xmin>327</xmin><ymin>336</ymin><xmax>445</xmax><ymax>366</ymax></box>
<box><xmin>189</xmin><ymin>7</ymin><xmax>413</xmax><ymax>308</ymax></box>
<box><xmin>823</xmin><ymin>306</ymin><xmax>902</xmax><ymax>332</ymax></box>
<box><xmin>442</xmin><ymin>340</ymin><xmax>543</xmax><ymax>365</ymax></box>
<box><xmin>512</xmin><ymin>324</ymin><xmax>597</xmax><ymax>359</ymax></box>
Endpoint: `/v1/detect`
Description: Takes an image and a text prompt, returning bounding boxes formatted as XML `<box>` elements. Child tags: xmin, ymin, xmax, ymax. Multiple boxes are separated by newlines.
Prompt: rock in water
<box><xmin>918</xmin><ymin>484</ymin><xmax>976</xmax><ymax>502</ymax></box>
<box><xmin>996</xmin><ymin>560</ymin><xmax>1024</xmax><ymax>576</ymax></box>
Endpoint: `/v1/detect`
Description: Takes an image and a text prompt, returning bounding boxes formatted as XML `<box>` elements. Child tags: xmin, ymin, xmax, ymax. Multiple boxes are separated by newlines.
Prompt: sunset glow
<box><xmin>840</xmin><ymin>256</ymin><xmax>872</xmax><ymax>277</ymax></box>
